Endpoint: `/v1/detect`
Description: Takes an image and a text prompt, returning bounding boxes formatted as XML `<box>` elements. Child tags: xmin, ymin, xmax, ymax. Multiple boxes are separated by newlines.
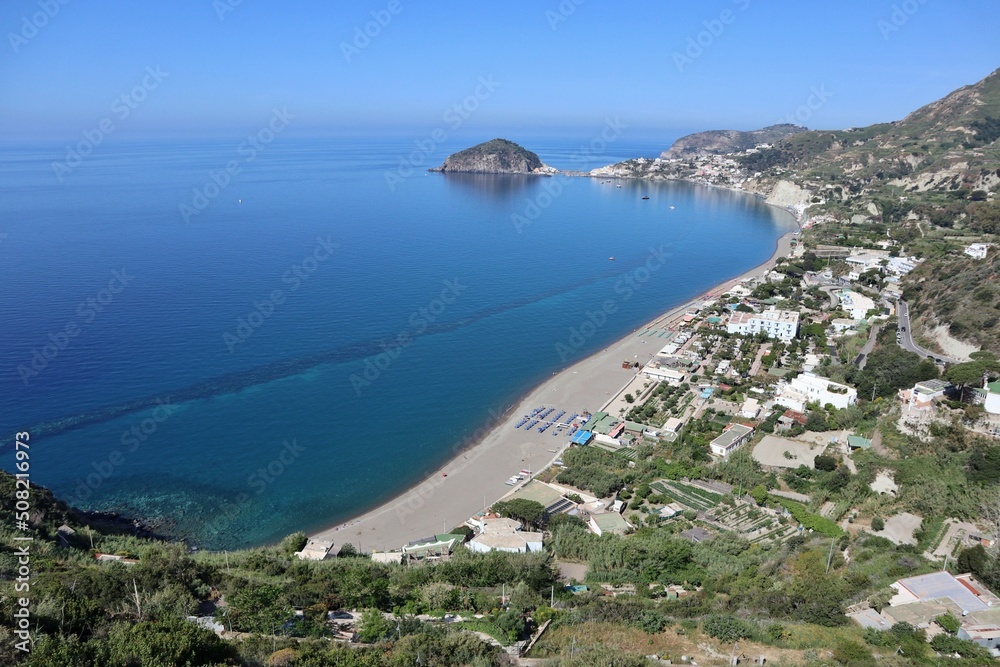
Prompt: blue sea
<box><xmin>0</xmin><ymin>135</ymin><xmax>795</xmax><ymax>549</ymax></box>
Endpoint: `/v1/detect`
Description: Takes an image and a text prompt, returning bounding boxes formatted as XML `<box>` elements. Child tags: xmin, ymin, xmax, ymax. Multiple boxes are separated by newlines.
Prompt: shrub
<box><xmin>937</xmin><ymin>612</ymin><xmax>960</xmax><ymax>634</ymax></box>
<box><xmin>871</xmin><ymin>516</ymin><xmax>885</xmax><ymax>532</ymax></box>
<box><xmin>702</xmin><ymin>614</ymin><xmax>755</xmax><ymax>643</ymax></box>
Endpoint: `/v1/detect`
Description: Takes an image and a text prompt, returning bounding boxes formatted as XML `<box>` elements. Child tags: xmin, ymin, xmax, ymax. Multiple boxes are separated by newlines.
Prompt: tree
<box><xmin>947</xmin><ymin>361</ymin><xmax>997</xmax><ymax>401</ymax></box>
<box><xmin>814</xmin><ymin>454</ymin><xmax>838</xmax><ymax>471</ymax></box>
<box><xmin>871</xmin><ymin>516</ymin><xmax>885</xmax><ymax>532</ymax></box>
<box><xmin>805</xmin><ymin>411</ymin><xmax>830</xmax><ymax>432</ymax></box>
<box><xmin>702</xmin><ymin>614</ymin><xmax>754</xmax><ymax>643</ymax></box>
<box><xmin>937</xmin><ymin>612</ymin><xmax>960</xmax><ymax>634</ymax></box>
<box><xmin>957</xmin><ymin>544</ymin><xmax>990</xmax><ymax>580</ymax></box>
<box><xmin>97</xmin><ymin>616</ymin><xmax>239</xmax><ymax>666</ymax></box>
<box><xmin>357</xmin><ymin>608</ymin><xmax>392</xmax><ymax>643</ymax></box>
<box><xmin>279</xmin><ymin>532</ymin><xmax>308</xmax><ymax>556</ymax></box>
<box><xmin>868</xmin><ymin>587</ymin><xmax>893</xmax><ymax>612</ymax></box>
<box><xmin>226</xmin><ymin>585</ymin><xmax>293</xmax><ymax>635</ymax></box>
<box><xmin>968</xmin><ymin>446</ymin><xmax>1000</xmax><ymax>484</ymax></box>
<box><xmin>492</xmin><ymin>499</ymin><xmax>545</xmax><ymax>529</ymax></box>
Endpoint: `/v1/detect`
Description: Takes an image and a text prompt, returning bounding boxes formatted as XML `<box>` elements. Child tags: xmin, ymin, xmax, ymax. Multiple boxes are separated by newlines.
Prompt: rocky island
<box><xmin>430</xmin><ymin>138</ymin><xmax>556</xmax><ymax>174</ymax></box>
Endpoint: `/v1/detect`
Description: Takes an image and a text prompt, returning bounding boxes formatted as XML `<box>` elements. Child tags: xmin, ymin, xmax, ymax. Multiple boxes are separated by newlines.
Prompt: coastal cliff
<box><xmin>430</xmin><ymin>138</ymin><xmax>556</xmax><ymax>174</ymax></box>
<box><xmin>660</xmin><ymin>123</ymin><xmax>807</xmax><ymax>159</ymax></box>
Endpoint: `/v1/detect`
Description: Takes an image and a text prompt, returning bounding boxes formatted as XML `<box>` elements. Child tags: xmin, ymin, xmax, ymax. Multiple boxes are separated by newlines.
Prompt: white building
<box><xmin>740</xmin><ymin>397</ymin><xmax>761</xmax><ymax>420</ymax></box>
<box><xmin>829</xmin><ymin>318</ymin><xmax>857</xmax><ymax>334</ymax></box>
<box><xmin>839</xmin><ymin>290</ymin><xmax>876</xmax><ymax>321</ymax></box>
<box><xmin>642</xmin><ymin>364</ymin><xmax>686</xmax><ymax>385</ymax></box>
<box><xmin>466</xmin><ymin>518</ymin><xmax>543</xmax><ymax>554</ymax></box>
<box><xmin>294</xmin><ymin>538</ymin><xmax>335</xmax><ymax>561</ymax></box>
<box><xmin>726</xmin><ymin>307</ymin><xmax>800</xmax><ymax>341</ymax></box>
<box><xmin>966</xmin><ymin>243</ymin><xmax>991</xmax><ymax>260</ymax></box>
<box><xmin>983</xmin><ymin>381</ymin><xmax>1000</xmax><ymax>416</ymax></box>
<box><xmin>774</xmin><ymin>372</ymin><xmax>857</xmax><ymax>411</ymax></box>
<box><xmin>886</xmin><ymin>256</ymin><xmax>920</xmax><ymax>275</ymax></box>
<box><xmin>709</xmin><ymin>423</ymin><xmax>755</xmax><ymax>457</ymax></box>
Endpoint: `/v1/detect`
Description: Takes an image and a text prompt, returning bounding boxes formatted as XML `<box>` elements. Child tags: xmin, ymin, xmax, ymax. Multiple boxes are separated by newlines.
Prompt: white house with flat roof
<box><xmin>966</xmin><ymin>243</ymin><xmax>991</xmax><ymax>260</ymax></box>
<box><xmin>775</xmin><ymin>372</ymin><xmax>857</xmax><ymax>411</ymax></box>
<box><xmin>726</xmin><ymin>307</ymin><xmax>799</xmax><ymax>341</ymax></box>
<box><xmin>839</xmin><ymin>290</ymin><xmax>876</xmax><ymax>321</ymax></box>
<box><xmin>642</xmin><ymin>363</ymin><xmax>686</xmax><ymax>385</ymax></box>
<box><xmin>467</xmin><ymin>518</ymin><xmax>543</xmax><ymax>554</ymax></box>
<box><xmin>709</xmin><ymin>423</ymin><xmax>755</xmax><ymax>457</ymax></box>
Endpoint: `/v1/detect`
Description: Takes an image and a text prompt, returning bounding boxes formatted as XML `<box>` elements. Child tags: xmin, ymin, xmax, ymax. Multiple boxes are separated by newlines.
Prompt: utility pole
<box><xmin>826</xmin><ymin>537</ymin><xmax>836</xmax><ymax>574</ymax></box>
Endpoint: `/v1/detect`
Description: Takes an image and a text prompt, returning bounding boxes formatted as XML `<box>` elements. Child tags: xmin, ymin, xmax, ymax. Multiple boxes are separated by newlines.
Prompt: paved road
<box><xmin>895</xmin><ymin>299</ymin><xmax>960</xmax><ymax>365</ymax></box>
<box><xmin>855</xmin><ymin>323</ymin><xmax>882</xmax><ymax>370</ymax></box>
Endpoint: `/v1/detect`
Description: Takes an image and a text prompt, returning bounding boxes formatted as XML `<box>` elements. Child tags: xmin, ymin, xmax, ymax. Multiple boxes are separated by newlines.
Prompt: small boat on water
<box><xmin>641</xmin><ymin>195</ymin><xmax>650</xmax><ymax>200</ymax></box>
<box><xmin>609</xmin><ymin>256</ymin><xmax>615</xmax><ymax>261</ymax></box>
<box><xmin>669</xmin><ymin>205</ymin><xmax>676</xmax><ymax>209</ymax></box>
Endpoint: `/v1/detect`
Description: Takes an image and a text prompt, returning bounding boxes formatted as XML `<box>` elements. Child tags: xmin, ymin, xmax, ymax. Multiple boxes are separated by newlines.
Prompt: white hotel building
<box><xmin>726</xmin><ymin>307</ymin><xmax>800</xmax><ymax>341</ymax></box>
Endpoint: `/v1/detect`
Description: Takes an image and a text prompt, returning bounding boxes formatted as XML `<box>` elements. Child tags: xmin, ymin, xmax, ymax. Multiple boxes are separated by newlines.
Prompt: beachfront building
<box><xmin>588</xmin><ymin>511</ymin><xmax>633</xmax><ymax>536</ymax></box>
<box><xmin>503</xmin><ymin>479</ymin><xmax>578</xmax><ymax>516</ymax></box>
<box><xmin>642</xmin><ymin>362</ymin><xmax>687</xmax><ymax>385</ymax></box>
<box><xmin>709</xmin><ymin>423</ymin><xmax>755</xmax><ymax>458</ymax></box>
<box><xmin>966</xmin><ymin>243</ymin><xmax>991</xmax><ymax>260</ymax></box>
<box><xmin>294</xmin><ymin>538</ymin><xmax>335</xmax><ymax>561</ymax></box>
<box><xmin>402</xmin><ymin>534</ymin><xmax>466</xmax><ymax>561</ymax></box>
<box><xmin>774</xmin><ymin>372</ymin><xmax>857</xmax><ymax>412</ymax></box>
<box><xmin>466</xmin><ymin>518</ymin><xmax>543</xmax><ymax>554</ymax></box>
<box><xmin>725</xmin><ymin>307</ymin><xmax>800</xmax><ymax>341</ymax></box>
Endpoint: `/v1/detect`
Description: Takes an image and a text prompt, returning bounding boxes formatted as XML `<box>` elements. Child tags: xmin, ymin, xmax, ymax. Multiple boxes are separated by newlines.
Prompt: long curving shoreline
<box><xmin>309</xmin><ymin>226</ymin><xmax>797</xmax><ymax>554</ymax></box>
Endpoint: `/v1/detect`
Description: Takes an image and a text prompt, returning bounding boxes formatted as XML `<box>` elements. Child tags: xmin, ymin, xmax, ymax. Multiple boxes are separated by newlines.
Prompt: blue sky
<box><xmin>1</xmin><ymin>0</ymin><xmax>998</xmax><ymax>142</ymax></box>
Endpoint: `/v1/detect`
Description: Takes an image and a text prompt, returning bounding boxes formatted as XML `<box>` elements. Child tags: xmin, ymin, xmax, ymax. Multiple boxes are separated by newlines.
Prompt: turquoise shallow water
<box><xmin>0</xmin><ymin>136</ymin><xmax>795</xmax><ymax>548</ymax></box>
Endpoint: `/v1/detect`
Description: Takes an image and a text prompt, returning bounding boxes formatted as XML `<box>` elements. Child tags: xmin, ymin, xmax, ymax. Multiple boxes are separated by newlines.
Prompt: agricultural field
<box><xmin>650</xmin><ymin>480</ymin><xmax>723</xmax><ymax>512</ymax></box>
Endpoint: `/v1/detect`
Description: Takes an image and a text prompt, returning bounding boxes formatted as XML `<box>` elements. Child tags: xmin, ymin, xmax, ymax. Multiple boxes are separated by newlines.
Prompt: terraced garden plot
<box><xmin>651</xmin><ymin>480</ymin><xmax>722</xmax><ymax>511</ymax></box>
<box><xmin>710</xmin><ymin>505</ymin><xmax>774</xmax><ymax>533</ymax></box>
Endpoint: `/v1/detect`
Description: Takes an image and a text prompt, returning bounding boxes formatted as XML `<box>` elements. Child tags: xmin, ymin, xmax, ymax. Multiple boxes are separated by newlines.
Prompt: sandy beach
<box><xmin>311</xmin><ymin>230</ymin><xmax>796</xmax><ymax>553</ymax></box>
